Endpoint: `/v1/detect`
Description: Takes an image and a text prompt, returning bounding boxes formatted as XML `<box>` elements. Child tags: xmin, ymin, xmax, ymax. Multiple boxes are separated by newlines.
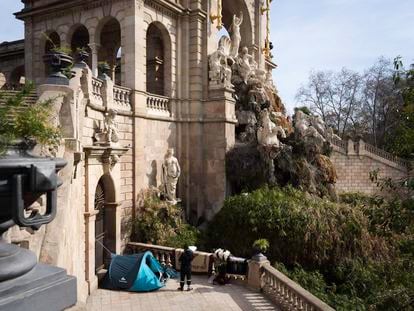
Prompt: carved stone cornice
<box><xmin>15</xmin><ymin>0</ymin><xmax>125</xmax><ymax>20</ymax></box>
<box><xmin>144</xmin><ymin>0</ymin><xmax>185</xmax><ymax>18</ymax></box>
<box><xmin>84</xmin><ymin>145</ymin><xmax>129</xmax><ymax>166</ymax></box>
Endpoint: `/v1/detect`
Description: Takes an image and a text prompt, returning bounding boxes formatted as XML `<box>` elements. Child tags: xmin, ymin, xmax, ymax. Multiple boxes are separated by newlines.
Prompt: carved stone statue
<box><xmin>311</xmin><ymin>115</ymin><xmax>326</xmax><ymax>137</ymax></box>
<box><xmin>104</xmin><ymin>109</ymin><xmax>119</xmax><ymax>143</ymax></box>
<box><xmin>161</xmin><ymin>148</ymin><xmax>181</xmax><ymax>205</ymax></box>
<box><xmin>94</xmin><ymin>109</ymin><xmax>119</xmax><ymax>145</ymax></box>
<box><xmin>208</xmin><ymin>36</ymin><xmax>233</xmax><ymax>88</ymax></box>
<box><xmin>294</xmin><ymin>110</ymin><xmax>311</xmax><ymax>138</ymax></box>
<box><xmin>294</xmin><ymin>110</ymin><xmax>327</xmax><ymax>146</ymax></box>
<box><xmin>230</xmin><ymin>12</ymin><xmax>243</xmax><ymax>57</ymax></box>
<box><xmin>257</xmin><ymin>109</ymin><xmax>286</xmax><ymax>147</ymax></box>
<box><xmin>236</xmin><ymin>47</ymin><xmax>257</xmax><ymax>84</ymax></box>
<box><xmin>247</xmin><ymin>71</ymin><xmax>269</xmax><ymax>106</ymax></box>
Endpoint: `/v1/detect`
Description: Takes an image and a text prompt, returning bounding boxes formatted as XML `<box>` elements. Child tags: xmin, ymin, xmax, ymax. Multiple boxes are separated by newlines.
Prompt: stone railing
<box><xmin>91</xmin><ymin>77</ymin><xmax>104</xmax><ymax>106</ymax></box>
<box><xmin>127</xmin><ymin>242</ymin><xmax>333</xmax><ymax>310</ymax></box>
<box><xmin>363</xmin><ymin>142</ymin><xmax>409</xmax><ymax>168</ymax></box>
<box><xmin>331</xmin><ymin>137</ymin><xmax>409</xmax><ymax>171</ymax></box>
<box><xmin>330</xmin><ymin>136</ymin><xmax>347</xmax><ymax>150</ymax></box>
<box><xmin>113</xmin><ymin>85</ymin><xmax>132</xmax><ymax>111</ymax></box>
<box><xmin>146</xmin><ymin>93</ymin><xmax>170</xmax><ymax>115</ymax></box>
<box><xmin>128</xmin><ymin>242</ymin><xmax>175</xmax><ymax>268</ymax></box>
<box><xmin>262</xmin><ymin>265</ymin><xmax>335</xmax><ymax>311</ymax></box>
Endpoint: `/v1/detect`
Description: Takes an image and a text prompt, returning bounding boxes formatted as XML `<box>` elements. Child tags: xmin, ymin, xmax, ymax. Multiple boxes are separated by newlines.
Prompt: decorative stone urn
<box><xmin>74</xmin><ymin>49</ymin><xmax>89</xmax><ymax>66</ymax></box>
<box><xmin>43</xmin><ymin>50</ymin><xmax>74</xmax><ymax>85</ymax></box>
<box><xmin>98</xmin><ymin>62</ymin><xmax>111</xmax><ymax>80</ymax></box>
<box><xmin>0</xmin><ymin>140</ymin><xmax>77</xmax><ymax>311</ymax></box>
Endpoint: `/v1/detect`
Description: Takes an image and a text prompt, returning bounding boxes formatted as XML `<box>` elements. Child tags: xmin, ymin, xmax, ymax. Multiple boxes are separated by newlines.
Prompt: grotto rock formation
<box><xmin>226</xmin><ymin>47</ymin><xmax>338</xmax><ymax>200</ymax></box>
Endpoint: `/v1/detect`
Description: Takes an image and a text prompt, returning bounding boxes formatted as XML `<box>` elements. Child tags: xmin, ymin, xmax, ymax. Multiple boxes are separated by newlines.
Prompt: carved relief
<box><xmin>94</xmin><ymin>109</ymin><xmax>120</xmax><ymax>146</ymax></box>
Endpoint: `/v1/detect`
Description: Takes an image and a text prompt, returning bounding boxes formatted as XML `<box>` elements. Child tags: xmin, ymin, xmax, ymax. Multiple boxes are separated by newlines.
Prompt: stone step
<box><xmin>0</xmin><ymin>90</ymin><xmax>38</xmax><ymax>106</ymax></box>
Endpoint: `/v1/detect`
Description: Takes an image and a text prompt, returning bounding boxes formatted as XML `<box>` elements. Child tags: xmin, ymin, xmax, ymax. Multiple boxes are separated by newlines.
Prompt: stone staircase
<box><xmin>0</xmin><ymin>90</ymin><xmax>38</xmax><ymax>106</ymax></box>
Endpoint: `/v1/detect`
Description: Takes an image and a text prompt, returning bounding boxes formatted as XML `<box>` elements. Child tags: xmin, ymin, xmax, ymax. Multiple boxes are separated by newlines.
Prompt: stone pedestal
<box><xmin>0</xmin><ymin>263</ymin><xmax>77</xmax><ymax>311</ymax></box>
<box><xmin>247</xmin><ymin>254</ymin><xmax>270</xmax><ymax>291</ymax></box>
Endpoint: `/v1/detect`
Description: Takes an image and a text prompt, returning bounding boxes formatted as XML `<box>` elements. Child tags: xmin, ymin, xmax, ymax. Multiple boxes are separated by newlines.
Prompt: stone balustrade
<box><xmin>363</xmin><ymin>142</ymin><xmax>409</xmax><ymax>168</ymax></box>
<box><xmin>330</xmin><ymin>137</ymin><xmax>409</xmax><ymax>170</ymax></box>
<box><xmin>91</xmin><ymin>77</ymin><xmax>104</xmax><ymax>106</ymax></box>
<box><xmin>329</xmin><ymin>136</ymin><xmax>347</xmax><ymax>150</ymax></box>
<box><xmin>262</xmin><ymin>264</ymin><xmax>335</xmax><ymax>311</ymax></box>
<box><xmin>127</xmin><ymin>242</ymin><xmax>335</xmax><ymax>310</ymax></box>
<box><xmin>113</xmin><ymin>85</ymin><xmax>132</xmax><ymax>111</ymax></box>
<box><xmin>146</xmin><ymin>93</ymin><xmax>170</xmax><ymax>115</ymax></box>
<box><xmin>128</xmin><ymin>242</ymin><xmax>175</xmax><ymax>268</ymax></box>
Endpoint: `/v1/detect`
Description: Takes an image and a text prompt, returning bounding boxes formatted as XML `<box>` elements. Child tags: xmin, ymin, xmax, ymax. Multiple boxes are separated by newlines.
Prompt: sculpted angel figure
<box><xmin>230</xmin><ymin>12</ymin><xmax>243</xmax><ymax>57</ymax></box>
<box><xmin>104</xmin><ymin>109</ymin><xmax>119</xmax><ymax>144</ymax></box>
<box><xmin>161</xmin><ymin>148</ymin><xmax>181</xmax><ymax>204</ymax></box>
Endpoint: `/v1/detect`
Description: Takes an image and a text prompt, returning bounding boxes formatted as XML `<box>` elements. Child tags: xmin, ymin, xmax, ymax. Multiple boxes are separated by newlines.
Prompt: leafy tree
<box><xmin>0</xmin><ymin>83</ymin><xmax>61</xmax><ymax>153</ymax></box>
<box><xmin>385</xmin><ymin>57</ymin><xmax>414</xmax><ymax>159</ymax></box>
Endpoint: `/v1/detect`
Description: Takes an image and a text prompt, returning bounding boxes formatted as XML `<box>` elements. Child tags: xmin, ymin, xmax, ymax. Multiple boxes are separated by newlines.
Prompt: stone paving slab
<box><xmin>86</xmin><ymin>275</ymin><xmax>279</xmax><ymax>311</ymax></box>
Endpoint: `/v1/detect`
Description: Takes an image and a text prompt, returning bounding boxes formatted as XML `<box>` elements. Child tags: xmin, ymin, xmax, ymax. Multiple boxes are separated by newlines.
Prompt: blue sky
<box><xmin>1</xmin><ymin>0</ymin><xmax>413</xmax><ymax>113</ymax></box>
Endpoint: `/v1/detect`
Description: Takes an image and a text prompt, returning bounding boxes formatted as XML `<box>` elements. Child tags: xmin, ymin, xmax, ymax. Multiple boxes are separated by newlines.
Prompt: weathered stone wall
<box><xmin>331</xmin><ymin>139</ymin><xmax>410</xmax><ymax>195</ymax></box>
<box><xmin>0</xmin><ymin>40</ymin><xmax>25</xmax><ymax>87</ymax></box>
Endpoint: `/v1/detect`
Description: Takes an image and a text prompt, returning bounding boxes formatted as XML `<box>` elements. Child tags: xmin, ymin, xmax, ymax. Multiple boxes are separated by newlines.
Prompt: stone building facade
<box><xmin>2</xmin><ymin>0</ymin><xmax>409</xmax><ymax>305</ymax></box>
<box><xmin>0</xmin><ymin>40</ymin><xmax>25</xmax><ymax>88</ymax></box>
<box><xmin>0</xmin><ymin>0</ymin><xmax>276</xmax><ymax>303</ymax></box>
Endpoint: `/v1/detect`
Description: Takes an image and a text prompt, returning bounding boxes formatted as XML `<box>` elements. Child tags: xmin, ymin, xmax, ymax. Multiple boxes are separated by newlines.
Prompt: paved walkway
<box><xmin>86</xmin><ymin>275</ymin><xmax>279</xmax><ymax>311</ymax></box>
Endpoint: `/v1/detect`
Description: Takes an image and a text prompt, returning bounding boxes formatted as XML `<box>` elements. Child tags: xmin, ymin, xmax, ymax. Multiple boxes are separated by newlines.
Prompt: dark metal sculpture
<box><xmin>0</xmin><ymin>140</ymin><xmax>66</xmax><ymax>282</ymax></box>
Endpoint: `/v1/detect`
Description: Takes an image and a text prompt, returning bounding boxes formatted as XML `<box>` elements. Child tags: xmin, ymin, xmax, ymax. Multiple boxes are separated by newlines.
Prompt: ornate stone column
<box><xmin>88</xmin><ymin>43</ymin><xmax>101</xmax><ymax>77</ymax></box>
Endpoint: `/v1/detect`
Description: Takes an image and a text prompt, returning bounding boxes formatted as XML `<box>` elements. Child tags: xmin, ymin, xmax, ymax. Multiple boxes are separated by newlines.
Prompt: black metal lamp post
<box><xmin>0</xmin><ymin>141</ymin><xmax>77</xmax><ymax>310</ymax></box>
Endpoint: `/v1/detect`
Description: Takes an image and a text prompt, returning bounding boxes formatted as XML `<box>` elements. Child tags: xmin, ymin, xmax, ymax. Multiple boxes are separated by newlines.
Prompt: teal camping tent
<box><xmin>101</xmin><ymin>251</ymin><xmax>174</xmax><ymax>292</ymax></box>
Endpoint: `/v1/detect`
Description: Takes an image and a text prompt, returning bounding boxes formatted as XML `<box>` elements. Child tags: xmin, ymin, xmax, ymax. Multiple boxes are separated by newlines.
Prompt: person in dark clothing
<box><xmin>178</xmin><ymin>245</ymin><xmax>195</xmax><ymax>291</ymax></box>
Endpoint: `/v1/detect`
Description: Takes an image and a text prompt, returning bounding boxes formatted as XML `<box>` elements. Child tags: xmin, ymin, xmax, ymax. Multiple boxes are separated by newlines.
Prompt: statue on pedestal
<box><xmin>94</xmin><ymin>109</ymin><xmax>119</xmax><ymax>145</ymax></box>
<box><xmin>161</xmin><ymin>148</ymin><xmax>181</xmax><ymax>205</ymax></box>
<box><xmin>230</xmin><ymin>12</ymin><xmax>243</xmax><ymax>57</ymax></box>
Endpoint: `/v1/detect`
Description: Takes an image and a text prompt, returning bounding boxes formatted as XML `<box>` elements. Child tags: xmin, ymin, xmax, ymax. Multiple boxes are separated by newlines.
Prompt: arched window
<box><xmin>70</xmin><ymin>25</ymin><xmax>91</xmax><ymax>67</ymax></box>
<box><xmin>9</xmin><ymin>65</ymin><xmax>25</xmax><ymax>88</ymax></box>
<box><xmin>97</xmin><ymin>17</ymin><xmax>121</xmax><ymax>84</ymax></box>
<box><xmin>146</xmin><ymin>23</ymin><xmax>171</xmax><ymax>96</ymax></box>
<box><xmin>44</xmin><ymin>31</ymin><xmax>60</xmax><ymax>53</ymax></box>
<box><xmin>221</xmin><ymin>0</ymin><xmax>253</xmax><ymax>51</ymax></box>
<box><xmin>70</xmin><ymin>25</ymin><xmax>89</xmax><ymax>51</ymax></box>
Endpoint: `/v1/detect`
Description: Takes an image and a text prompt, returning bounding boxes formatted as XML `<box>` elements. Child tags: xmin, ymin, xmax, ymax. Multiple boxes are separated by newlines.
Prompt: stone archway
<box><xmin>146</xmin><ymin>22</ymin><xmax>172</xmax><ymax>97</ymax></box>
<box><xmin>221</xmin><ymin>0</ymin><xmax>253</xmax><ymax>50</ymax></box>
<box><xmin>84</xmin><ymin>146</ymin><xmax>128</xmax><ymax>292</ymax></box>
<box><xmin>96</xmin><ymin>17</ymin><xmax>122</xmax><ymax>83</ymax></box>
<box><xmin>94</xmin><ymin>179</ymin><xmax>107</xmax><ymax>273</ymax></box>
<box><xmin>94</xmin><ymin>174</ymin><xmax>117</xmax><ymax>276</ymax></box>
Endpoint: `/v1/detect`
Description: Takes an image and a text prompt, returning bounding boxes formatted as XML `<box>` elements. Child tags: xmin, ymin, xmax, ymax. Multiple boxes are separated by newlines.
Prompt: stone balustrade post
<box><xmin>88</xmin><ymin>43</ymin><xmax>101</xmax><ymax>78</ymax></box>
<box><xmin>357</xmin><ymin>138</ymin><xmax>366</xmax><ymax>156</ymax></box>
<box><xmin>247</xmin><ymin>253</ymin><xmax>270</xmax><ymax>291</ymax></box>
<box><xmin>102</xmin><ymin>75</ymin><xmax>114</xmax><ymax>110</ymax></box>
<box><xmin>346</xmin><ymin>138</ymin><xmax>355</xmax><ymax>155</ymax></box>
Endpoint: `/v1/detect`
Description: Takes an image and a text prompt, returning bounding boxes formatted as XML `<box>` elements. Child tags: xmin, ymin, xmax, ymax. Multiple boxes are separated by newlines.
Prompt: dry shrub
<box><xmin>206</xmin><ymin>186</ymin><xmax>394</xmax><ymax>267</ymax></box>
<box><xmin>131</xmin><ymin>188</ymin><xmax>199</xmax><ymax>248</ymax></box>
